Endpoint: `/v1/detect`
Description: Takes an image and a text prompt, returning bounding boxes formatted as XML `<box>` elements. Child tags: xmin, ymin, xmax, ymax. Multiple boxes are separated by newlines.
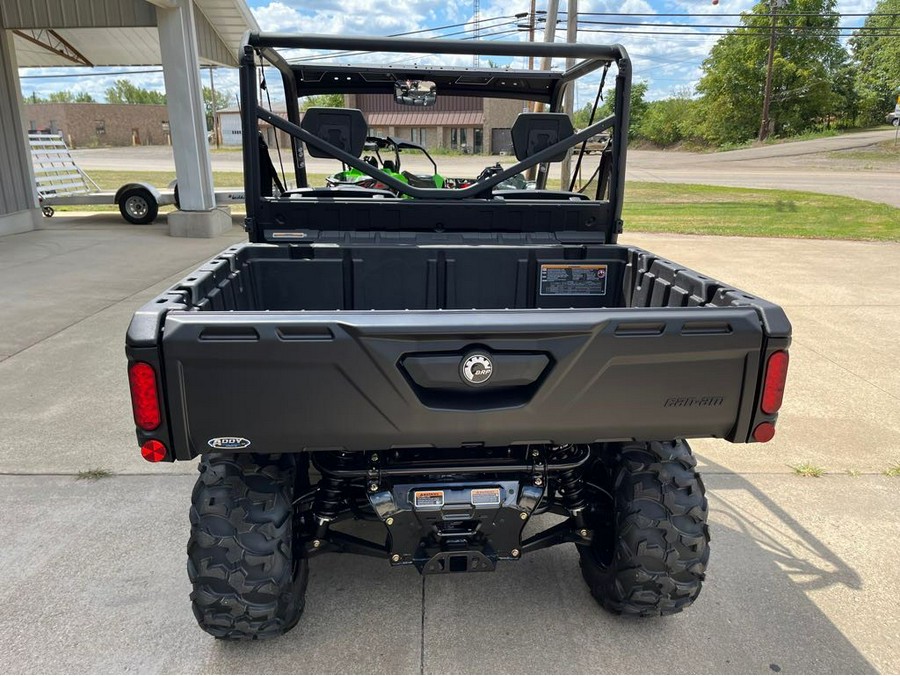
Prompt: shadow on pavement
<box><xmin>0</xmin><ymin>466</ymin><xmax>877</xmax><ymax>674</ymax></box>
<box><xmin>417</xmin><ymin>463</ymin><xmax>872</xmax><ymax>674</ymax></box>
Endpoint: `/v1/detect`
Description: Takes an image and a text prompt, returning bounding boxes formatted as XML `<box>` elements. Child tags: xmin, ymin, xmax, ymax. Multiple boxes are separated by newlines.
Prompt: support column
<box><xmin>0</xmin><ymin>29</ymin><xmax>41</xmax><ymax>236</ymax></box>
<box><xmin>156</xmin><ymin>0</ymin><xmax>230</xmax><ymax>237</ymax></box>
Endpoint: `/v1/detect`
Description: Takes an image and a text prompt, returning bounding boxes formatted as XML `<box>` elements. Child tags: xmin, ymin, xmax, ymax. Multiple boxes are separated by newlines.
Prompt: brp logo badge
<box><xmin>460</xmin><ymin>352</ymin><xmax>494</xmax><ymax>386</ymax></box>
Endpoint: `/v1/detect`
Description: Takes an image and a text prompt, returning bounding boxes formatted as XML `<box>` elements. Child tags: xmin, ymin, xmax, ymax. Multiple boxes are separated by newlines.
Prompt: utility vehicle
<box><xmin>126</xmin><ymin>33</ymin><xmax>791</xmax><ymax>640</ymax></box>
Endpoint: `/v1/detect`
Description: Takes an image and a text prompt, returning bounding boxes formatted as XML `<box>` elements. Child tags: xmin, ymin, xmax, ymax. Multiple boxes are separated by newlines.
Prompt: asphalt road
<box><xmin>71</xmin><ymin>128</ymin><xmax>900</xmax><ymax>207</ymax></box>
<box><xmin>1</xmin><ymin>216</ymin><xmax>898</xmax><ymax>673</ymax></box>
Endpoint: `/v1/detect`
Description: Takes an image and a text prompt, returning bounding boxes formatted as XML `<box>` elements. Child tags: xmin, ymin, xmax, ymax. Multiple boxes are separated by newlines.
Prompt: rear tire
<box><xmin>188</xmin><ymin>453</ymin><xmax>309</xmax><ymax>640</ymax></box>
<box><xmin>118</xmin><ymin>187</ymin><xmax>158</xmax><ymax>224</ymax></box>
<box><xmin>578</xmin><ymin>440</ymin><xmax>709</xmax><ymax>616</ymax></box>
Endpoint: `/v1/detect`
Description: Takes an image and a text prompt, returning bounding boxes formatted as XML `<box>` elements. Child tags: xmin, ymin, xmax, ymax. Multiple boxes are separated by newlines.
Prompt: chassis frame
<box><xmin>300</xmin><ymin>444</ymin><xmax>600</xmax><ymax>574</ymax></box>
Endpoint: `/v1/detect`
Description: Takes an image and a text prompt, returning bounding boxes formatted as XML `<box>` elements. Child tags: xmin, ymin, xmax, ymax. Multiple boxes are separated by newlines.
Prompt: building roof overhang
<box><xmin>2</xmin><ymin>0</ymin><xmax>258</xmax><ymax>67</ymax></box>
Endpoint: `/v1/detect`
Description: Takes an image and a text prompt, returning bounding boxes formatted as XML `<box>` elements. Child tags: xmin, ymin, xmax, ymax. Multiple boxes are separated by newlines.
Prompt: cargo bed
<box><xmin>127</xmin><ymin>240</ymin><xmax>790</xmax><ymax>458</ymax></box>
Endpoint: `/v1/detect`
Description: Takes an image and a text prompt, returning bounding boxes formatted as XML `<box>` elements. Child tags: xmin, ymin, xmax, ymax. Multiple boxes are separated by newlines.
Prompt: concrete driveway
<box><xmin>0</xmin><ymin>216</ymin><xmax>898</xmax><ymax>673</ymax></box>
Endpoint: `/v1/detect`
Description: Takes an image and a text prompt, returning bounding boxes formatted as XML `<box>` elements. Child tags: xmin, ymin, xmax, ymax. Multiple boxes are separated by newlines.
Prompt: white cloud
<box><xmin>16</xmin><ymin>0</ymin><xmax>884</xmax><ymax>106</ymax></box>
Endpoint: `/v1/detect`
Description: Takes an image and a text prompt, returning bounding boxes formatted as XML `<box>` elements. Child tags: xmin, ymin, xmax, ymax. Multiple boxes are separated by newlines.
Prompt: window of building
<box><xmin>410</xmin><ymin>128</ymin><xmax>427</xmax><ymax>146</ymax></box>
<box><xmin>95</xmin><ymin>120</ymin><xmax>106</xmax><ymax>136</ymax></box>
<box><xmin>473</xmin><ymin>128</ymin><xmax>483</xmax><ymax>154</ymax></box>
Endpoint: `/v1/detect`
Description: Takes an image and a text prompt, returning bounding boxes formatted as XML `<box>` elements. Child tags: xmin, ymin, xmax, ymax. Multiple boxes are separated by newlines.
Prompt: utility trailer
<box><xmin>125</xmin><ymin>33</ymin><xmax>792</xmax><ymax>640</ymax></box>
<box><xmin>30</xmin><ymin>133</ymin><xmax>244</xmax><ymax>224</ymax></box>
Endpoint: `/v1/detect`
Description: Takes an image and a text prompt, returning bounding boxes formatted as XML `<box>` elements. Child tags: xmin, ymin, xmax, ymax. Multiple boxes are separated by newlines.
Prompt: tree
<box><xmin>300</xmin><ymin>93</ymin><xmax>344</xmax><ymax>111</ymax></box>
<box><xmin>592</xmin><ymin>81</ymin><xmax>649</xmax><ymax>139</ymax></box>
<box><xmin>637</xmin><ymin>96</ymin><xmax>703</xmax><ymax>147</ymax></box>
<box><xmin>105</xmin><ymin>79</ymin><xmax>166</xmax><ymax>105</ymax></box>
<box><xmin>695</xmin><ymin>0</ymin><xmax>851</xmax><ymax>145</ymax></box>
<box><xmin>45</xmin><ymin>91</ymin><xmax>95</xmax><ymax>103</ymax></box>
<box><xmin>203</xmin><ymin>85</ymin><xmax>230</xmax><ymax>130</ymax></box>
<box><xmin>27</xmin><ymin>90</ymin><xmax>95</xmax><ymax>103</ymax></box>
<box><xmin>850</xmin><ymin>0</ymin><xmax>900</xmax><ymax>125</ymax></box>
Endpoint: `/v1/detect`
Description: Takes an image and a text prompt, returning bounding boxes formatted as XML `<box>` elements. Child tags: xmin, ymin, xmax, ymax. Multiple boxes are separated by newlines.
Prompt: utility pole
<box><xmin>560</xmin><ymin>0</ymin><xmax>578</xmax><ymax>189</ymax></box>
<box><xmin>758</xmin><ymin>0</ymin><xmax>785</xmax><ymax>142</ymax></box>
<box><xmin>207</xmin><ymin>65</ymin><xmax>220</xmax><ymax>149</ymax></box>
<box><xmin>528</xmin><ymin>0</ymin><xmax>560</xmax><ymax>181</ymax></box>
<box><xmin>472</xmin><ymin>0</ymin><xmax>481</xmax><ymax>67</ymax></box>
<box><xmin>527</xmin><ymin>0</ymin><xmax>537</xmax><ymax>72</ymax></box>
<box><xmin>536</xmin><ymin>0</ymin><xmax>561</xmax><ymax>92</ymax></box>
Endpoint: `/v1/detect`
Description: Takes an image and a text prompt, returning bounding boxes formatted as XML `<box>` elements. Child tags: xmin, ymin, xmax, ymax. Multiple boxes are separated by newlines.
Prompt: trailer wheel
<box><xmin>578</xmin><ymin>440</ymin><xmax>709</xmax><ymax>616</ymax></box>
<box><xmin>41</xmin><ymin>206</ymin><xmax>54</xmax><ymax>218</ymax></box>
<box><xmin>188</xmin><ymin>453</ymin><xmax>309</xmax><ymax>640</ymax></box>
<box><xmin>118</xmin><ymin>186</ymin><xmax>158</xmax><ymax>224</ymax></box>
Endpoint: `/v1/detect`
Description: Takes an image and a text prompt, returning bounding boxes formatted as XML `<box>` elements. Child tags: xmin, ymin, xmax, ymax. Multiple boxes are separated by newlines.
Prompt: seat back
<box><xmin>300</xmin><ymin>107</ymin><xmax>368</xmax><ymax>159</ymax></box>
<box><xmin>511</xmin><ymin>113</ymin><xmax>574</xmax><ymax>163</ymax></box>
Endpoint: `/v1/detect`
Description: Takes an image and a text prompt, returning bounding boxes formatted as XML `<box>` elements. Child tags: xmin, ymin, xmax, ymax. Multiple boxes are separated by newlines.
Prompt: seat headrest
<box><xmin>300</xmin><ymin>107</ymin><xmax>368</xmax><ymax>159</ymax></box>
<box><xmin>511</xmin><ymin>113</ymin><xmax>574</xmax><ymax>163</ymax></box>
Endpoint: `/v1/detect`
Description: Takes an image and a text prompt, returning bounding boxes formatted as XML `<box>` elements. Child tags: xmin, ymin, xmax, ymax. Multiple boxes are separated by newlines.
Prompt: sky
<box><xmin>17</xmin><ymin>0</ymin><xmax>880</xmax><ymax>109</ymax></box>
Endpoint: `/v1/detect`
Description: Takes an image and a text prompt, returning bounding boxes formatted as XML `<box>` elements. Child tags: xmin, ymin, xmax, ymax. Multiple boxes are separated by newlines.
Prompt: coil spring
<box><xmin>553</xmin><ymin>445</ymin><xmax>587</xmax><ymax>514</ymax></box>
<box><xmin>313</xmin><ymin>452</ymin><xmax>357</xmax><ymax>522</ymax></box>
<box><xmin>313</xmin><ymin>474</ymin><xmax>345</xmax><ymax>521</ymax></box>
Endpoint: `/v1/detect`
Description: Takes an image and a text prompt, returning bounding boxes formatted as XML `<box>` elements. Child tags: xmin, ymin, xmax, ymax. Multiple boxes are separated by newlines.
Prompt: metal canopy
<box><xmin>1</xmin><ymin>0</ymin><xmax>258</xmax><ymax>67</ymax></box>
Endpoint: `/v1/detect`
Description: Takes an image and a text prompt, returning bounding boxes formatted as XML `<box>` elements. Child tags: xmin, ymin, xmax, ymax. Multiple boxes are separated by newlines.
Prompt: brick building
<box><xmin>23</xmin><ymin>102</ymin><xmax>171</xmax><ymax>147</ymax></box>
<box><xmin>215</xmin><ymin>95</ymin><xmax>525</xmax><ymax>155</ymax></box>
<box><xmin>346</xmin><ymin>93</ymin><xmax>524</xmax><ymax>154</ymax></box>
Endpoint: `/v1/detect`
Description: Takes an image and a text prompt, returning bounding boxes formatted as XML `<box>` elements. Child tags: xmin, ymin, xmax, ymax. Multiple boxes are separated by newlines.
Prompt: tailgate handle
<box><xmin>401</xmin><ymin>353</ymin><xmax>550</xmax><ymax>391</ymax></box>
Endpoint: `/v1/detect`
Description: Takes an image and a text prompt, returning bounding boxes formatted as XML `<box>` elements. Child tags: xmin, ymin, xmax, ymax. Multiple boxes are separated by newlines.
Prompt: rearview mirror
<box><xmin>394</xmin><ymin>80</ymin><xmax>437</xmax><ymax>107</ymax></box>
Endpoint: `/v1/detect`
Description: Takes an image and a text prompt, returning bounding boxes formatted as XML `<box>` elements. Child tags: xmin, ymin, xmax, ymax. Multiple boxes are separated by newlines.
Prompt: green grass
<box><xmin>790</xmin><ymin>462</ymin><xmax>826</xmax><ymax>478</ymax></box>
<box><xmin>714</xmin><ymin>127</ymin><xmax>878</xmax><ymax>152</ymax></box>
<box><xmin>884</xmin><ymin>464</ymin><xmax>900</xmax><ymax>478</ymax></box>
<box><xmin>59</xmin><ymin>171</ymin><xmax>900</xmax><ymax>242</ymax></box>
<box><xmin>827</xmin><ymin>139</ymin><xmax>900</xmax><ymax>163</ymax></box>
<box><xmin>623</xmin><ymin>182</ymin><xmax>900</xmax><ymax>241</ymax></box>
<box><xmin>76</xmin><ymin>468</ymin><xmax>113</xmax><ymax>481</ymax></box>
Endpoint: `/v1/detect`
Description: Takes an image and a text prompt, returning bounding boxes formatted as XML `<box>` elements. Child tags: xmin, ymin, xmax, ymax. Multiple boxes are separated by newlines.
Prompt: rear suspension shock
<box><xmin>312</xmin><ymin>453</ymin><xmax>356</xmax><ymax>539</ymax></box>
<box><xmin>552</xmin><ymin>444</ymin><xmax>589</xmax><ymax>530</ymax></box>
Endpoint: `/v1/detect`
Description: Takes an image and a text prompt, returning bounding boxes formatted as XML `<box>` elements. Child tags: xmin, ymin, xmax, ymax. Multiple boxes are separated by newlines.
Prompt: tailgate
<box><xmin>160</xmin><ymin>307</ymin><xmax>764</xmax><ymax>457</ymax></box>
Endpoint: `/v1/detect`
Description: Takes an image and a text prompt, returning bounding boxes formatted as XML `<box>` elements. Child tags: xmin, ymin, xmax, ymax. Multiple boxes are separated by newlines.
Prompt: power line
<box><xmin>576</xmin><ymin>27</ymin><xmax>900</xmax><ymax>36</ymax></box>
<box><xmin>575</xmin><ymin>19</ymin><xmax>896</xmax><ymax>30</ymax></box>
<box><xmin>561</xmin><ymin>11</ymin><xmax>900</xmax><ymax>17</ymax></box>
<box><xmin>287</xmin><ymin>14</ymin><xmax>524</xmax><ymax>63</ymax></box>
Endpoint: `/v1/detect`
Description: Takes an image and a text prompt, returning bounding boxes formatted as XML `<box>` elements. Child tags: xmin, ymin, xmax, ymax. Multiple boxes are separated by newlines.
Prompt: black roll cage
<box><xmin>239</xmin><ymin>33</ymin><xmax>632</xmax><ymax>242</ymax></box>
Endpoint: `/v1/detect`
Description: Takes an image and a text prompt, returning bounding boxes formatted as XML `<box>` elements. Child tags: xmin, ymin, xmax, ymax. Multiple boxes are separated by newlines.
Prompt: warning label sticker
<box><xmin>414</xmin><ymin>490</ymin><xmax>445</xmax><ymax>508</ymax></box>
<box><xmin>539</xmin><ymin>264</ymin><xmax>608</xmax><ymax>296</ymax></box>
<box><xmin>470</xmin><ymin>487</ymin><xmax>501</xmax><ymax>506</ymax></box>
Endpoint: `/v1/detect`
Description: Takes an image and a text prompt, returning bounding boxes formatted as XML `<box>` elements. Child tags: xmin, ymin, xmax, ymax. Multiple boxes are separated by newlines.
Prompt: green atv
<box><xmin>327</xmin><ymin>136</ymin><xmax>444</xmax><ymax>192</ymax></box>
<box><xmin>327</xmin><ymin>135</ymin><xmax>532</xmax><ymax>194</ymax></box>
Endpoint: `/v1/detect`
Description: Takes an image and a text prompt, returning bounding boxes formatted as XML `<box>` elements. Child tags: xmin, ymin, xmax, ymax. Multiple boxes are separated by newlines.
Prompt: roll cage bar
<box><xmin>239</xmin><ymin>33</ymin><xmax>631</xmax><ymax>239</ymax></box>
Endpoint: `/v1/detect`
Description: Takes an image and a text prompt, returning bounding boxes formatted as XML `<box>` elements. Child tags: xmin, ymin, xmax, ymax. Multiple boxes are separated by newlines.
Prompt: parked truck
<box><xmin>126</xmin><ymin>33</ymin><xmax>791</xmax><ymax>640</ymax></box>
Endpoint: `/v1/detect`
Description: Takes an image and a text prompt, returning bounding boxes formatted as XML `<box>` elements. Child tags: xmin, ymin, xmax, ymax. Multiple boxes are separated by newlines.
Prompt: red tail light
<box><xmin>141</xmin><ymin>439</ymin><xmax>167</xmax><ymax>462</ymax></box>
<box><xmin>761</xmin><ymin>350</ymin><xmax>789</xmax><ymax>415</ymax></box>
<box><xmin>753</xmin><ymin>422</ymin><xmax>776</xmax><ymax>443</ymax></box>
<box><xmin>128</xmin><ymin>361</ymin><xmax>161</xmax><ymax>430</ymax></box>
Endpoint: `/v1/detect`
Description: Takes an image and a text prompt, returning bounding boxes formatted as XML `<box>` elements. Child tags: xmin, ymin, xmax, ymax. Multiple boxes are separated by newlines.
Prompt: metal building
<box><xmin>0</xmin><ymin>0</ymin><xmax>257</xmax><ymax>237</ymax></box>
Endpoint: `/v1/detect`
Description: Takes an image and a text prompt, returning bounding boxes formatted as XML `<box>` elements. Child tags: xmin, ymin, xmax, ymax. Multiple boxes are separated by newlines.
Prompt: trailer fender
<box><xmin>115</xmin><ymin>182</ymin><xmax>161</xmax><ymax>206</ymax></box>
